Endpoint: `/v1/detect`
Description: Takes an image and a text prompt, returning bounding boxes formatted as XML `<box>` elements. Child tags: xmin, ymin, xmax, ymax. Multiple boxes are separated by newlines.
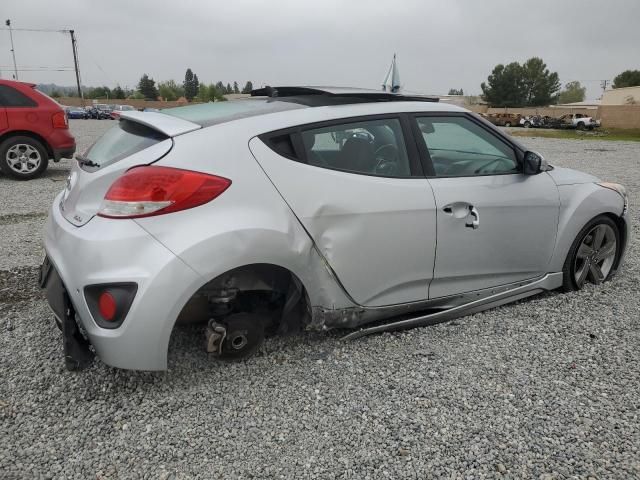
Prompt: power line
<box><xmin>0</xmin><ymin>27</ymin><xmax>69</xmax><ymax>33</ymax></box>
<box><xmin>1</xmin><ymin>68</ymin><xmax>74</xmax><ymax>72</ymax></box>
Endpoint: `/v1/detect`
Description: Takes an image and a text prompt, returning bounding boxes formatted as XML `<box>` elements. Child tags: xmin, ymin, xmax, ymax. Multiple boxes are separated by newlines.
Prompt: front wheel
<box><xmin>562</xmin><ymin>215</ymin><xmax>620</xmax><ymax>291</ymax></box>
<box><xmin>0</xmin><ymin>136</ymin><xmax>49</xmax><ymax>180</ymax></box>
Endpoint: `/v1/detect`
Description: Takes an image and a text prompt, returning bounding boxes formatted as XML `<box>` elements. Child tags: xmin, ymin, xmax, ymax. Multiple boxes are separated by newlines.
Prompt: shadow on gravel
<box><xmin>0</xmin><ymin>212</ymin><xmax>48</xmax><ymax>225</ymax></box>
<box><xmin>0</xmin><ymin>266</ymin><xmax>43</xmax><ymax>304</ymax></box>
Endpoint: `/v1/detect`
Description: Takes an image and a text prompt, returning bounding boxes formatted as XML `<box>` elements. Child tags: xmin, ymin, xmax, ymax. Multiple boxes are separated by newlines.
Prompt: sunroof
<box><xmin>163</xmin><ymin>98</ymin><xmax>306</xmax><ymax>127</ymax></box>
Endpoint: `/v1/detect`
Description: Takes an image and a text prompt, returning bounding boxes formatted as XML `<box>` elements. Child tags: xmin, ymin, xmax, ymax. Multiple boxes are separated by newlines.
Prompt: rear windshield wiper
<box><xmin>75</xmin><ymin>154</ymin><xmax>100</xmax><ymax>168</ymax></box>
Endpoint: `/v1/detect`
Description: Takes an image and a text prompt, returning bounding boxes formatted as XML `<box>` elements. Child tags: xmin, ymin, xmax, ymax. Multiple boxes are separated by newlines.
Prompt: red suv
<box><xmin>0</xmin><ymin>79</ymin><xmax>76</xmax><ymax>180</ymax></box>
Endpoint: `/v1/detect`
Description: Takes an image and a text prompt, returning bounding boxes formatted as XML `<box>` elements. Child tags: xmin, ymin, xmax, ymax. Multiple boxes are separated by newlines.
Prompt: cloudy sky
<box><xmin>1</xmin><ymin>0</ymin><xmax>638</xmax><ymax>100</ymax></box>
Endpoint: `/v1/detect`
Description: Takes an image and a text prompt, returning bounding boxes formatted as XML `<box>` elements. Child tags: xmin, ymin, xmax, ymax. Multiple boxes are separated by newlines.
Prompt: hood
<box><xmin>547</xmin><ymin>166</ymin><xmax>600</xmax><ymax>186</ymax></box>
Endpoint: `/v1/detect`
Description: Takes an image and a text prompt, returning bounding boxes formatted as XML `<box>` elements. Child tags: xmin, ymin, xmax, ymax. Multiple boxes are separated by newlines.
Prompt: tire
<box><xmin>524</xmin><ymin>121</ymin><xmax>531</xmax><ymax>128</ymax></box>
<box><xmin>504</xmin><ymin>122</ymin><xmax>512</xmax><ymax>127</ymax></box>
<box><xmin>576</xmin><ymin>122</ymin><xmax>586</xmax><ymax>131</ymax></box>
<box><xmin>219</xmin><ymin>313</ymin><xmax>265</xmax><ymax>361</ymax></box>
<box><xmin>0</xmin><ymin>135</ymin><xmax>49</xmax><ymax>180</ymax></box>
<box><xmin>562</xmin><ymin>215</ymin><xmax>620</xmax><ymax>292</ymax></box>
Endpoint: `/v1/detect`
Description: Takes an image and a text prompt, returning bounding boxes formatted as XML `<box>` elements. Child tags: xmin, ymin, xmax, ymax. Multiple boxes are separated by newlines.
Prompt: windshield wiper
<box><xmin>75</xmin><ymin>154</ymin><xmax>100</xmax><ymax>168</ymax></box>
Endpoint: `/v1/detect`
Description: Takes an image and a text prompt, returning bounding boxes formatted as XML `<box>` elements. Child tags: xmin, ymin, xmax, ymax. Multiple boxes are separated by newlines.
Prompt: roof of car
<box><xmin>250</xmin><ymin>85</ymin><xmax>440</xmax><ymax>103</ymax></box>
<box><xmin>161</xmin><ymin>86</ymin><xmax>456</xmax><ymax>129</ymax></box>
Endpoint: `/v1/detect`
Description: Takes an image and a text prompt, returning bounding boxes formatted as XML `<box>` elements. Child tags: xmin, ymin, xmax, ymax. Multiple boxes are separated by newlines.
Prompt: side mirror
<box><xmin>523</xmin><ymin>151</ymin><xmax>547</xmax><ymax>175</ymax></box>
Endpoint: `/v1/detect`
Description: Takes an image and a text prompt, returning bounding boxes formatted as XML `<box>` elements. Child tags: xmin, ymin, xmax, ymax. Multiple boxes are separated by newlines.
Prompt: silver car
<box><xmin>41</xmin><ymin>86</ymin><xmax>630</xmax><ymax>371</ymax></box>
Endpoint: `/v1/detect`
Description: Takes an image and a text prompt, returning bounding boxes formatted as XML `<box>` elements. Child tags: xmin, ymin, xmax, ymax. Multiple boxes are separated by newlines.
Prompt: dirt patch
<box><xmin>0</xmin><ymin>266</ymin><xmax>44</xmax><ymax>304</ymax></box>
<box><xmin>0</xmin><ymin>212</ymin><xmax>48</xmax><ymax>226</ymax></box>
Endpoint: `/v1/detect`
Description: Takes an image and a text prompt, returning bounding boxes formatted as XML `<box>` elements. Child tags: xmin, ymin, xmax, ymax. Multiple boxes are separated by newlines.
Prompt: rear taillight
<box><xmin>52</xmin><ymin>111</ymin><xmax>68</xmax><ymax>129</ymax></box>
<box><xmin>98</xmin><ymin>166</ymin><xmax>231</xmax><ymax>219</ymax></box>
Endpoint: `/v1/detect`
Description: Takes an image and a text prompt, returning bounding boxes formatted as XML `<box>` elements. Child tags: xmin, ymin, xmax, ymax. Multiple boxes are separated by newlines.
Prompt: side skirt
<box><xmin>342</xmin><ymin>272</ymin><xmax>563</xmax><ymax>340</ymax></box>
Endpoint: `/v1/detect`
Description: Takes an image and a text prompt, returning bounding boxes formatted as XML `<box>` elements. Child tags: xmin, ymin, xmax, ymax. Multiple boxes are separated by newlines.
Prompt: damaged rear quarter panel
<box><xmin>133</xmin><ymin>124</ymin><xmax>357</xmax><ymax>328</ymax></box>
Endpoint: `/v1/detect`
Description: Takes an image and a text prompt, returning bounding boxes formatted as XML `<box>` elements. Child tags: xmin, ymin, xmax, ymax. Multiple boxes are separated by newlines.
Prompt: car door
<box><xmin>249</xmin><ymin>115</ymin><xmax>437</xmax><ymax>307</ymax></box>
<box><xmin>412</xmin><ymin>114</ymin><xmax>560</xmax><ymax>299</ymax></box>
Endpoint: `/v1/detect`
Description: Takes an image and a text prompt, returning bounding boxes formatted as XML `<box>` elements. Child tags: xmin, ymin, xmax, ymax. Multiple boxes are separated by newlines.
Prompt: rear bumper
<box><xmin>43</xmin><ymin>192</ymin><xmax>203</xmax><ymax>370</ymax></box>
<box><xmin>53</xmin><ymin>144</ymin><xmax>76</xmax><ymax>161</ymax></box>
<box><xmin>49</xmin><ymin>129</ymin><xmax>76</xmax><ymax>161</ymax></box>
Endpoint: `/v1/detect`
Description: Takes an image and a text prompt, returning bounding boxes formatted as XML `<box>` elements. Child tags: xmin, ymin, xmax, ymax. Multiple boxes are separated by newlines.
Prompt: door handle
<box><xmin>465</xmin><ymin>205</ymin><xmax>479</xmax><ymax>229</ymax></box>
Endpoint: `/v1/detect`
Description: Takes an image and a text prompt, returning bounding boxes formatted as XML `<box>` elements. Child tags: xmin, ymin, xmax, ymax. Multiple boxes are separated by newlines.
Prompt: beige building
<box><xmin>601</xmin><ymin>86</ymin><xmax>640</xmax><ymax>105</ymax></box>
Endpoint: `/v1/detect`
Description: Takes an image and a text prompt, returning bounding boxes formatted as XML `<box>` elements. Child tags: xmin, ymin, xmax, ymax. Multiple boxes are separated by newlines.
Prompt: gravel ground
<box><xmin>1</xmin><ymin>121</ymin><xmax>639</xmax><ymax>479</ymax></box>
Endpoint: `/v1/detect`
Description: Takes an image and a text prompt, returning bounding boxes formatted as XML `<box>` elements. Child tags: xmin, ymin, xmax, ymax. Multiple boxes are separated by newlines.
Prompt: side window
<box><xmin>0</xmin><ymin>85</ymin><xmax>38</xmax><ymax>107</ymax></box>
<box><xmin>301</xmin><ymin>118</ymin><xmax>411</xmax><ymax>177</ymax></box>
<box><xmin>416</xmin><ymin>116</ymin><xmax>519</xmax><ymax>177</ymax></box>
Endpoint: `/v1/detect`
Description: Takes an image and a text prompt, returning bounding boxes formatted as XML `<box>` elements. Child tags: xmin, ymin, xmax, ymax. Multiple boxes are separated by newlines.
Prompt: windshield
<box><xmin>82</xmin><ymin>119</ymin><xmax>168</xmax><ymax>169</ymax></box>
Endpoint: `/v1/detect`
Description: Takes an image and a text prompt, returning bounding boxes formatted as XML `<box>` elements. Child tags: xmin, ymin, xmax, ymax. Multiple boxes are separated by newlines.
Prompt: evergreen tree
<box><xmin>241</xmin><ymin>81</ymin><xmax>253</xmax><ymax>94</ymax></box>
<box><xmin>112</xmin><ymin>85</ymin><xmax>125</xmax><ymax>99</ymax></box>
<box><xmin>184</xmin><ymin>68</ymin><xmax>198</xmax><ymax>101</ymax></box>
<box><xmin>225</xmin><ymin>83</ymin><xmax>232</xmax><ymax>94</ymax></box>
<box><xmin>481</xmin><ymin>58</ymin><xmax>559</xmax><ymax>107</ymax></box>
<box><xmin>137</xmin><ymin>74</ymin><xmax>158</xmax><ymax>100</ymax></box>
<box><xmin>233</xmin><ymin>81</ymin><xmax>240</xmax><ymax>94</ymax></box>
<box><xmin>193</xmin><ymin>74</ymin><xmax>200</xmax><ymax>98</ymax></box>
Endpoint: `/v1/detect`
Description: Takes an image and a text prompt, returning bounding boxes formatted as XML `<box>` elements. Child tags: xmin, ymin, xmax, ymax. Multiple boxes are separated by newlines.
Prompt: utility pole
<box><xmin>5</xmin><ymin>19</ymin><xmax>18</xmax><ymax>80</ymax></box>
<box><xmin>69</xmin><ymin>29</ymin><xmax>83</xmax><ymax>102</ymax></box>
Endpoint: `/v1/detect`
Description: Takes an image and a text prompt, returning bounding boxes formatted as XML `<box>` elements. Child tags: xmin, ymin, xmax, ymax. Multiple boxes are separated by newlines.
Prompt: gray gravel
<box><xmin>1</xmin><ymin>122</ymin><xmax>639</xmax><ymax>479</ymax></box>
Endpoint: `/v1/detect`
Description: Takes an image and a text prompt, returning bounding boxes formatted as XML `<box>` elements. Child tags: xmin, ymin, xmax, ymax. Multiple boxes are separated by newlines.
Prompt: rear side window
<box><xmin>0</xmin><ymin>85</ymin><xmax>37</xmax><ymax>107</ymax></box>
<box><xmin>267</xmin><ymin>134</ymin><xmax>297</xmax><ymax>159</ymax></box>
<box><xmin>300</xmin><ymin>118</ymin><xmax>411</xmax><ymax>177</ymax></box>
<box><xmin>82</xmin><ymin>119</ymin><xmax>168</xmax><ymax>169</ymax></box>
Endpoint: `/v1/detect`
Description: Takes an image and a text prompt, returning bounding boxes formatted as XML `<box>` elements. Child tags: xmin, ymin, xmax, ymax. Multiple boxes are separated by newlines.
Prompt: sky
<box><xmin>1</xmin><ymin>0</ymin><xmax>638</xmax><ymax>100</ymax></box>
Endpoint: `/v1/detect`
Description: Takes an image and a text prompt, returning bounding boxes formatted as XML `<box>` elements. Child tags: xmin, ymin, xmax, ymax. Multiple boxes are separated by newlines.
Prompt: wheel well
<box><xmin>603</xmin><ymin>212</ymin><xmax>627</xmax><ymax>271</ymax></box>
<box><xmin>175</xmin><ymin>263</ymin><xmax>311</xmax><ymax>334</ymax></box>
<box><xmin>0</xmin><ymin>130</ymin><xmax>54</xmax><ymax>159</ymax></box>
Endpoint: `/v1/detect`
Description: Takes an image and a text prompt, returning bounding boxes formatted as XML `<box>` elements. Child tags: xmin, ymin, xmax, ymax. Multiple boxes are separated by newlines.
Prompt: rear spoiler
<box><xmin>119</xmin><ymin>111</ymin><xmax>201</xmax><ymax>137</ymax></box>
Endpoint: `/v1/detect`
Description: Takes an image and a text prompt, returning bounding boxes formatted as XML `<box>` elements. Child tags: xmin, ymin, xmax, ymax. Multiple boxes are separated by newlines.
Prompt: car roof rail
<box><xmin>250</xmin><ymin>86</ymin><xmax>439</xmax><ymax>103</ymax></box>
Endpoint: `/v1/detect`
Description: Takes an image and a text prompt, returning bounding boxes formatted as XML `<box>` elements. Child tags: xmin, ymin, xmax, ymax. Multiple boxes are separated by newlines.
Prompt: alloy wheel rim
<box><xmin>6</xmin><ymin>144</ymin><xmax>41</xmax><ymax>174</ymax></box>
<box><xmin>573</xmin><ymin>224</ymin><xmax>617</xmax><ymax>288</ymax></box>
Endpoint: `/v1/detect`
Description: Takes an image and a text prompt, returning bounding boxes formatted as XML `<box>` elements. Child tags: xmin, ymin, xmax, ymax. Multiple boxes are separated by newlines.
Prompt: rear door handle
<box><xmin>465</xmin><ymin>206</ymin><xmax>479</xmax><ymax>229</ymax></box>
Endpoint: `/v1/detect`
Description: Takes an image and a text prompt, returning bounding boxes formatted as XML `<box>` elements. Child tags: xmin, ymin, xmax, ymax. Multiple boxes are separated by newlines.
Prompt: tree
<box><xmin>196</xmin><ymin>83</ymin><xmax>209</xmax><ymax>103</ymax></box>
<box><xmin>447</xmin><ymin>88</ymin><xmax>463</xmax><ymax>95</ymax></box>
<box><xmin>193</xmin><ymin>74</ymin><xmax>200</xmax><ymax>98</ymax></box>
<box><xmin>520</xmin><ymin>57</ymin><xmax>560</xmax><ymax>106</ymax></box>
<box><xmin>158</xmin><ymin>80</ymin><xmax>182</xmax><ymax>101</ymax></box>
<box><xmin>241</xmin><ymin>81</ymin><xmax>253</xmax><ymax>94</ymax></box>
<box><xmin>183</xmin><ymin>68</ymin><xmax>199</xmax><ymax>101</ymax></box>
<box><xmin>50</xmin><ymin>89</ymin><xmax>61</xmax><ymax>98</ymax></box>
<box><xmin>233</xmin><ymin>81</ymin><xmax>240</xmax><ymax>94</ymax></box>
<box><xmin>558</xmin><ymin>81</ymin><xmax>586</xmax><ymax>104</ymax></box>
<box><xmin>481</xmin><ymin>58</ymin><xmax>560</xmax><ymax>107</ymax></box>
<box><xmin>112</xmin><ymin>85</ymin><xmax>125</xmax><ymax>99</ymax></box>
<box><xmin>481</xmin><ymin>62</ymin><xmax>526</xmax><ymax>107</ymax></box>
<box><xmin>612</xmin><ymin>70</ymin><xmax>640</xmax><ymax>89</ymax></box>
<box><xmin>137</xmin><ymin>74</ymin><xmax>158</xmax><ymax>100</ymax></box>
<box><xmin>86</xmin><ymin>85</ymin><xmax>112</xmax><ymax>99</ymax></box>
<box><xmin>224</xmin><ymin>82</ymin><xmax>231</xmax><ymax>94</ymax></box>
